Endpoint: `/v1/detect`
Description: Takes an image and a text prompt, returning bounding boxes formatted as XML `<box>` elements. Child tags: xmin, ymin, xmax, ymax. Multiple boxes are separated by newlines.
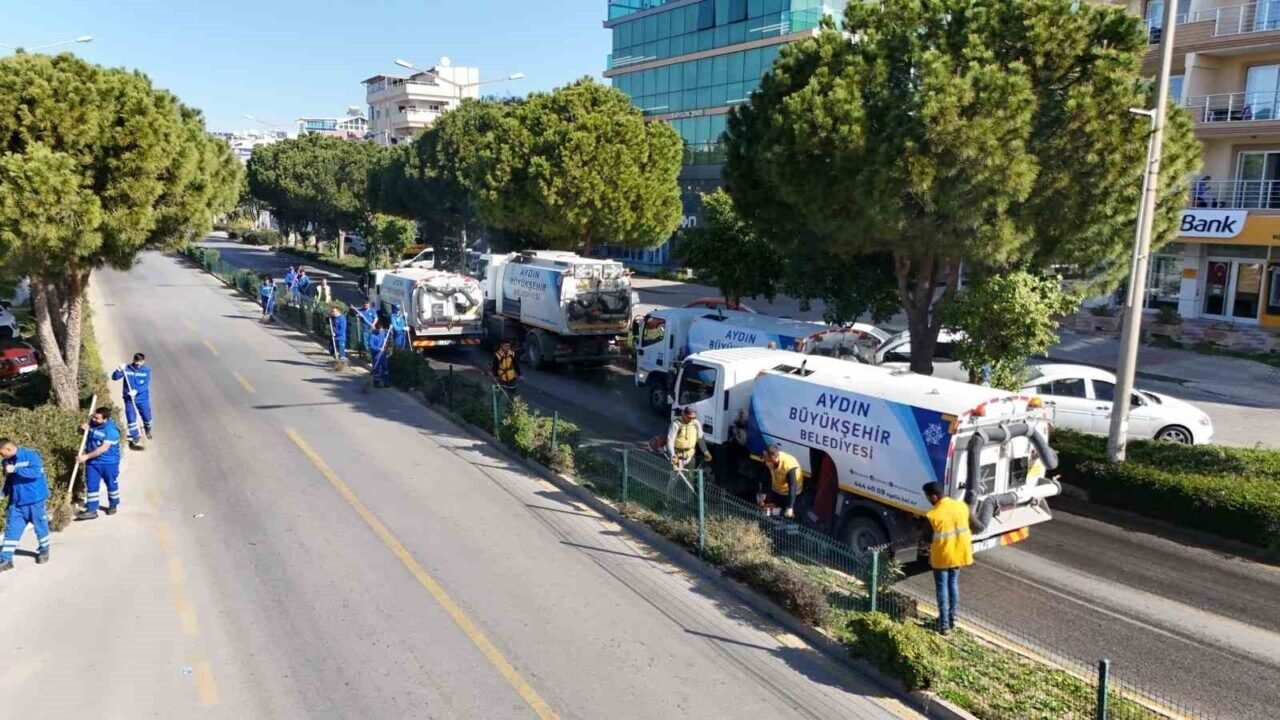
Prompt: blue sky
<box><xmin>2</xmin><ymin>0</ymin><xmax>610</xmax><ymax>132</ymax></box>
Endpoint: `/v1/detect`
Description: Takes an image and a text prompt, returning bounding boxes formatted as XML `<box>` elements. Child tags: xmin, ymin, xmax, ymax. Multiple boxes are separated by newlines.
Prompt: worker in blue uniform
<box><xmin>282</xmin><ymin>266</ymin><xmax>297</xmax><ymax>304</ymax></box>
<box><xmin>75</xmin><ymin>407</ymin><xmax>122</xmax><ymax>520</ymax></box>
<box><xmin>368</xmin><ymin>324</ymin><xmax>391</xmax><ymax>388</ymax></box>
<box><xmin>328</xmin><ymin>306</ymin><xmax>348</xmax><ymax>366</ymax></box>
<box><xmin>0</xmin><ymin>439</ymin><xmax>51</xmax><ymax>571</ymax></box>
<box><xmin>356</xmin><ymin>301</ymin><xmax>378</xmax><ymax>354</ymax></box>
<box><xmin>112</xmin><ymin>352</ymin><xmax>153</xmax><ymax>449</ymax></box>
<box><xmin>259</xmin><ymin>275</ymin><xmax>275</xmax><ymax>322</ymax></box>
<box><xmin>294</xmin><ymin>268</ymin><xmax>311</xmax><ymax>304</ymax></box>
<box><xmin>390</xmin><ymin>303</ymin><xmax>410</xmax><ymax>349</ymax></box>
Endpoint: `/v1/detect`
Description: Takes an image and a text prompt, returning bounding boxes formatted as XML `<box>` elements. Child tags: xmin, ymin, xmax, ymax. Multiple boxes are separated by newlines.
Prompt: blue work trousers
<box><xmin>124</xmin><ymin>396</ymin><xmax>152</xmax><ymax>441</ymax></box>
<box><xmin>933</xmin><ymin>568</ymin><xmax>960</xmax><ymax>631</ymax></box>
<box><xmin>85</xmin><ymin>463</ymin><xmax>121</xmax><ymax>512</ymax></box>
<box><xmin>1</xmin><ymin>501</ymin><xmax>50</xmax><ymax>563</ymax></box>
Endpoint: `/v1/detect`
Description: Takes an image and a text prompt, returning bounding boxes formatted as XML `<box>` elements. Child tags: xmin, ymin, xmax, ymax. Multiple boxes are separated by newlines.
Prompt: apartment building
<box><xmin>1119</xmin><ymin>0</ymin><xmax>1280</xmax><ymax>329</ymax></box>
<box><xmin>296</xmin><ymin>112</ymin><xmax>368</xmax><ymax>140</ymax></box>
<box><xmin>362</xmin><ymin>58</ymin><xmax>481</xmax><ymax>147</ymax></box>
<box><xmin>601</xmin><ymin>0</ymin><xmax>847</xmax><ymax>269</ymax></box>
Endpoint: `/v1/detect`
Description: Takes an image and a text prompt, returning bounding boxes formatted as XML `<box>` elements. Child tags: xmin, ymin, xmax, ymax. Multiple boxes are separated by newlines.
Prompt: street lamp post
<box><xmin>1106</xmin><ymin>0</ymin><xmax>1180</xmax><ymax>463</ymax></box>
<box><xmin>0</xmin><ymin>35</ymin><xmax>93</xmax><ymax>52</ymax></box>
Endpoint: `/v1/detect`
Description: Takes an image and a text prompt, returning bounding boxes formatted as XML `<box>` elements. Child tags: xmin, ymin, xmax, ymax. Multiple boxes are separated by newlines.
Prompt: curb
<box><xmin>1034</xmin><ymin>354</ymin><xmax>1188</xmax><ymax>386</ymax></box>
<box><xmin>403</xmin><ymin>386</ymin><xmax>976</xmax><ymax>720</ymax></box>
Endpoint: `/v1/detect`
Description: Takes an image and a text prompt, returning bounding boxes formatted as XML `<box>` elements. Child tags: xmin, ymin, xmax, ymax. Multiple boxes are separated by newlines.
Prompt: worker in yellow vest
<box><xmin>763</xmin><ymin>444</ymin><xmax>804</xmax><ymax>519</ymax></box>
<box><xmin>492</xmin><ymin>340</ymin><xmax>521</xmax><ymax>393</ymax></box>
<box><xmin>667</xmin><ymin>407</ymin><xmax>711</xmax><ymax>471</ymax></box>
<box><xmin>923</xmin><ymin>481</ymin><xmax>974</xmax><ymax>636</ymax></box>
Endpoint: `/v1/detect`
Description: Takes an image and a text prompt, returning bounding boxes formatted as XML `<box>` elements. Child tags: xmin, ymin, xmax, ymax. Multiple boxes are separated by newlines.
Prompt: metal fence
<box><xmin>185</xmin><ymin>245</ymin><xmax>1212</xmax><ymax>720</ymax></box>
<box><xmin>573</xmin><ymin>446</ymin><xmax>1209</xmax><ymax>720</ymax></box>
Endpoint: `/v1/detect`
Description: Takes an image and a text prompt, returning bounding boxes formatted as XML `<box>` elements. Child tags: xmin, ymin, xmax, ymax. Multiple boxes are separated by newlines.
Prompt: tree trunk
<box><xmin>336</xmin><ymin>229</ymin><xmax>346</xmax><ymax>259</ymax></box>
<box><xmin>32</xmin><ymin>272</ymin><xmax>86</xmax><ymax>410</ymax></box>
<box><xmin>893</xmin><ymin>253</ymin><xmax>962</xmax><ymax>376</ymax></box>
<box><xmin>581</xmin><ymin>231</ymin><xmax>593</xmax><ymax>257</ymax></box>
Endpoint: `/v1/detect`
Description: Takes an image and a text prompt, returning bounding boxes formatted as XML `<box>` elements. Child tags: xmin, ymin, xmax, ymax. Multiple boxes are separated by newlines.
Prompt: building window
<box><xmin>697</xmin><ymin>0</ymin><xmax>715</xmax><ymax>30</ymax></box>
<box><xmin>1267</xmin><ymin>263</ymin><xmax>1280</xmax><ymax>315</ymax></box>
<box><xmin>1146</xmin><ymin>253</ymin><xmax>1182</xmax><ymax>310</ymax></box>
<box><xmin>1168</xmin><ymin>74</ymin><xmax>1183</xmax><ymax>104</ymax></box>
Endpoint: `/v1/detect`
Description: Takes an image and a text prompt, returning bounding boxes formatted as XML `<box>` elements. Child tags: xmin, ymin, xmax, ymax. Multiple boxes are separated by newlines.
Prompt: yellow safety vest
<box><xmin>495</xmin><ymin>349</ymin><xmax>516</xmax><ymax>383</ymax></box>
<box><xmin>672</xmin><ymin>419</ymin><xmax>700</xmax><ymax>456</ymax></box>
<box><xmin>768</xmin><ymin>452</ymin><xmax>804</xmax><ymax>495</ymax></box>
<box><xmin>926</xmin><ymin>497</ymin><xmax>974</xmax><ymax>570</ymax></box>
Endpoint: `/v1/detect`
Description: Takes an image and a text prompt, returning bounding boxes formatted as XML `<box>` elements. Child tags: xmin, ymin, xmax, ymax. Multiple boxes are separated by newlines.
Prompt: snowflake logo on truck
<box><xmin>924</xmin><ymin>422</ymin><xmax>947</xmax><ymax>447</ymax></box>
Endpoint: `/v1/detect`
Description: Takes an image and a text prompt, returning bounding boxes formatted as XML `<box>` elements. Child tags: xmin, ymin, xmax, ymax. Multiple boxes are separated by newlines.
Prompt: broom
<box><xmin>361</xmin><ymin>330</ymin><xmax>392</xmax><ymax>393</ymax></box>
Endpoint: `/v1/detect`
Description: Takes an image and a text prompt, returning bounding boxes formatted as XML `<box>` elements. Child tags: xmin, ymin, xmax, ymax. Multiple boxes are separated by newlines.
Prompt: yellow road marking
<box><xmin>191</xmin><ymin>658</ymin><xmax>220</xmax><ymax>706</ymax></box>
<box><xmin>202</xmin><ymin>340</ymin><xmax>220</xmax><ymax>357</ymax></box>
<box><xmin>155</xmin><ymin>521</ymin><xmax>174</xmax><ymax>554</ymax></box>
<box><xmin>183</xmin><ymin>319</ymin><xmax>195</xmax><ymax>330</ymax></box>
<box><xmin>232</xmin><ymin>371</ymin><xmax>256</xmax><ymax>395</ymax></box>
<box><xmin>167</xmin><ymin>556</ymin><xmax>199</xmax><ymax>636</ymax></box>
<box><xmin>285</xmin><ymin>428</ymin><xmax>558</xmax><ymax>720</ymax></box>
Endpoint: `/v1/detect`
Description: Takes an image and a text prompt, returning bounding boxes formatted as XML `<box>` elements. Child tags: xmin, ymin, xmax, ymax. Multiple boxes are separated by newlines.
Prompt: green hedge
<box><xmin>242</xmin><ymin>229</ymin><xmax>282</xmax><ymax>246</ymax></box>
<box><xmin>0</xmin><ymin>399</ymin><xmax>83</xmax><ymax>533</ymax></box>
<box><xmin>1054</xmin><ymin>430</ymin><xmax>1280</xmax><ymax>551</ymax></box>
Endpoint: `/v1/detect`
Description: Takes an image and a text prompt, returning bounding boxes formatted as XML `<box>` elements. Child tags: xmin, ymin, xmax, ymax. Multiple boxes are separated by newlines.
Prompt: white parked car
<box><xmin>1021</xmin><ymin>364</ymin><xmax>1213</xmax><ymax>445</ymax></box>
<box><xmin>875</xmin><ymin>328</ymin><xmax>969</xmax><ymax>381</ymax></box>
<box><xmin>0</xmin><ymin>302</ymin><xmax>21</xmax><ymax>341</ymax></box>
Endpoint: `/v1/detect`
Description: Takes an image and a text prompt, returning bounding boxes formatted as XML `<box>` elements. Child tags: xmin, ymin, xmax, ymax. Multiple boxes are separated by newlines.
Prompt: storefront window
<box><xmin>1146</xmin><ymin>254</ymin><xmax>1182</xmax><ymax>310</ymax></box>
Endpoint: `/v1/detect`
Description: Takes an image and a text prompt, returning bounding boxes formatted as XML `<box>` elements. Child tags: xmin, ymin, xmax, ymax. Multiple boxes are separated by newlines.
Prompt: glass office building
<box><xmin>601</xmin><ymin>0</ymin><xmax>846</xmax><ymax>268</ymax></box>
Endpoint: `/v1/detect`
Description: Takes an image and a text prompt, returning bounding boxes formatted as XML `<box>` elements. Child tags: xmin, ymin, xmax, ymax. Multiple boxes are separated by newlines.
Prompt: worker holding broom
<box><xmin>75</xmin><ymin>406</ymin><xmax>122</xmax><ymax>521</ymax></box>
<box><xmin>112</xmin><ymin>353</ymin><xmax>152</xmax><ymax>450</ymax></box>
<box><xmin>259</xmin><ymin>275</ymin><xmax>275</xmax><ymax>322</ymax></box>
<box><xmin>328</xmin><ymin>306</ymin><xmax>348</xmax><ymax>369</ymax></box>
<box><xmin>367</xmin><ymin>322</ymin><xmax>392</xmax><ymax>388</ymax></box>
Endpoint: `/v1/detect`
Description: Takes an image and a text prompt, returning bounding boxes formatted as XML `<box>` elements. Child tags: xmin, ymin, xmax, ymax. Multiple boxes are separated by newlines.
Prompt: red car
<box><xmin>682</xmin><ymin>296</ymin><xmax>757</xmax><ymax>313</ymax></box>
<box><xmin>0</xmin><ymin>340</ymin><xmax>40</xmax><ymax>384</ymax></box>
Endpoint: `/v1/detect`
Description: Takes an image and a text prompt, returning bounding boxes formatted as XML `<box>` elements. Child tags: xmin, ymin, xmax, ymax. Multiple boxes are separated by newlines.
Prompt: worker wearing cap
<box><xmin>390</xmin><ymin>303</ymin><xmax>409</xmax><ymax>349</ymax></box>
<box><xmin>328</xmin><ymin>306</ymin><xmax>348</xmax><ymax>365</ymax></box>
<box><xmin>667</xmin><ymin>407</ymin><xmax>711</xmax><ymax>471</ymax></box>
<box><xmin>112</xmin><ymin>353</ymin><xmax>152</xmax><ymax>449</ymax></box>
<box><xmin>763</xmin><ymin>444</ymin><xmax>805</xmax><ymax>519</ymax></box>
<box><xmin>923</xmin><ymin>481</ymin><xmax>973</xmax><ymax>636</ymax></box>
<box><xmin>356</xmin><ymin>301</ymin><xmax>378</xmax><ymax>354</ymax></box>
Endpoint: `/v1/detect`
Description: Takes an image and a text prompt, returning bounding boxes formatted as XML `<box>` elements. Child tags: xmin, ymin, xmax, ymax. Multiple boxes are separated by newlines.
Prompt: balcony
<box><xmin>1184</xmin><ymin>90</ymin><xmax>1280</xmax><ymax>135</ymax></box>
<box><xmin>1189</xmin><ymin>179</ymin><xmax>1280</xmax><ymax>209</ymax></box>
<box><xmin>1145</xmin><ymin>3</ymin><xmax>1280</xmax><ymax>60</ymax></box>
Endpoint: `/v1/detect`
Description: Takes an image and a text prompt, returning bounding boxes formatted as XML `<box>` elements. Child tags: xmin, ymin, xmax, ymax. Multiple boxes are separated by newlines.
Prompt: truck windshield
<box><xmin>641</xmin><ymin>317</ymin><xmax>666</xmax><ymax>347</ymax></box>
<box><xmin>677</xmin><ymin>362</ymin><xmax>718</xmax><ymax>405</ymax></box>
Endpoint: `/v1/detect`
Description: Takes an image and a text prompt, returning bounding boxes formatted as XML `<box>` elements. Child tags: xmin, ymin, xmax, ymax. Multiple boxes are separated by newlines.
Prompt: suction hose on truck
<box><xmin>964</xmin><ymin>422</ymin><xmax>1060</xmax><ymax>534</ymax></box>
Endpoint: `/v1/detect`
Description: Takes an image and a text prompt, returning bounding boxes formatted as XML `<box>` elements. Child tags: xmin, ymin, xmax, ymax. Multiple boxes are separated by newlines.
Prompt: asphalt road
<box><xmin>0</xmin><ymin>251</ymin><xmax>917</xmax><ymax>719</ymax></box>
<box><xmin>204</xmin><ymin>240</ymin><xmax>1280</xmax><ymax>718</ymax></box>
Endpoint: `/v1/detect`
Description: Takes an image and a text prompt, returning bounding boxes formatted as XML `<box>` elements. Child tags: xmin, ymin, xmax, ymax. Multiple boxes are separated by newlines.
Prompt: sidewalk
<box><xmin>1047</xmin><ymin>329</ymin><xmax>1280</xmax><ymax>406</ymax></box>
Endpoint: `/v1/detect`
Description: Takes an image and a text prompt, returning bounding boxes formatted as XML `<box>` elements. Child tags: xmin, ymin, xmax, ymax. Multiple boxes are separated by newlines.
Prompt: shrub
<box><xmin>1155</xmin><ymin>305</ymin><xmax>1182</xmax><ymax>325</ymax></box>
<box><xmin>0</xmin><ymin>404</ymin><xmax>84</xmax><ymax>532</ymax></box>
<box><xmin>226</xmin><ymin>218</ymin><xmax>253</xmax><ymax>239</ymax></box>
<box><xmin>242</xmin><ymin>228</ymin><xmax>282</xmax><ymax>246</ymax></box>
<box><xmin>499</xmin><ymin>398</ymin><xmax>578</xmax><ymax>475</ymax></box>
<box><xmin>1054</xmin><ymin>430</ymin><xmax>1280</xmax><ymax>549</ymax></box>
<box><xmin>845</xmin><ymin>612</ymin><xmax>947</xmax><ymax>691</ymax></box>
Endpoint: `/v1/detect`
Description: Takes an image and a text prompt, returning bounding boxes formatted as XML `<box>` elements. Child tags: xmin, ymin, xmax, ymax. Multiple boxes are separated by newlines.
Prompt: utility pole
<box><xmin>1107</xmin><ymin>0</ymin><xmax>1180</xmax><ymax>463</ymax></box>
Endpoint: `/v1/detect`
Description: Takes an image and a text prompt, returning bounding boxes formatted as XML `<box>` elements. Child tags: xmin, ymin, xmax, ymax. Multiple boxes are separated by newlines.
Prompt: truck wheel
<box><xmin>646</xmin><ymin>376</ymin><xmax>669</xmax><ymax>415</ymax></box>
<box><xmin>840</xmin><ymin>515</ymin><xmax>889</xmax><ymax>555</ymax></box>
<box><xmin>525</xmin><ymin>332</ymin><xmax>546</xmax><ymax>370</ymax></box>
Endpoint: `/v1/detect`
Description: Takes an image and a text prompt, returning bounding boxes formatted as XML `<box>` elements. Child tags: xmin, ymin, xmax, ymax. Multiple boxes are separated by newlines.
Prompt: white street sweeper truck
<box><xmin>671</xmin><ymin>347</ymin><xmax>1062</xmax><ymax>562</ymax></box>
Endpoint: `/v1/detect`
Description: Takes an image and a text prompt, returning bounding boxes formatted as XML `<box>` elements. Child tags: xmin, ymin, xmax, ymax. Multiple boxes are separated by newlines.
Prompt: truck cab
<box><xmin>671</xmin><ymin>348</ymin><xmax>1060</xmax><ymax>562</ymax></box>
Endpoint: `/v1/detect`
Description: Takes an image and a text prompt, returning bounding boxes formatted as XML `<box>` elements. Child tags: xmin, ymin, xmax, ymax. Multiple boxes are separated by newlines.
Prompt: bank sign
<box><xmin>1178</xmin><ymin>209</ymin><xmax>1246</xmax><ymax>239</ymax></box>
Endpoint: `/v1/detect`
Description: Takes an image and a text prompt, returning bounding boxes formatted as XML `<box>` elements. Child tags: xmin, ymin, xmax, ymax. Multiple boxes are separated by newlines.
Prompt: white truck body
<box><xmin>672</xmin><ymin>348</ymin><xmax>1060</xmax><ymax>560</ymax></box>
<box><xmin>634</xmin><ymin>307</ymin><xmax>889</xmax><ymax>413</ymax></box>
<box><xmin>477</xmin><ymin>251</ymin><xmax>632</xmax><ymax>367</ymax></box>
<box><xmin>373</xmin><ymin>268</ymin><xmax>483</xmax><ymax>348</ymax></box>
